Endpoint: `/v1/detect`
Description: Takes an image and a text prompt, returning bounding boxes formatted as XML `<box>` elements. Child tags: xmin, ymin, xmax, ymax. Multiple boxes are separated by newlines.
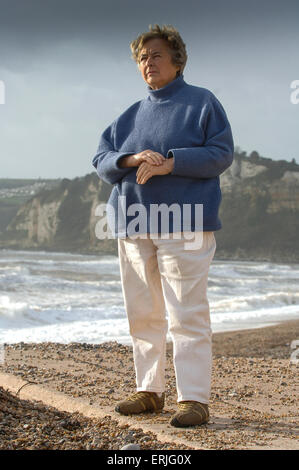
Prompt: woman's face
<box><xmin>138</xmin><ymin>38</ymin><xmax>180</xmax><ymax>90</ymax></box>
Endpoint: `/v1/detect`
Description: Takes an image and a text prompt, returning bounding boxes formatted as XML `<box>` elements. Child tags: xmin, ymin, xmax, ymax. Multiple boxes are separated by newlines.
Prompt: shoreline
<box><xmin>2</xmin><ymin>317</ymin><xmax>298</xmax><ymax>352</ymax></box>
<box><xmin>1</xmin><ymin>246</ymin><xmax>299</xmax><ymax>265</ymax></box>
<box><xmin>2</xmin><ymin>316</ymin><xmax>299</xmax><ymax>347</ymax></box>
<box><xmin>0</xmin><ymin>319</ymin><xmax>298</xmax><ymax>450</ymax></box>
<box><xmin>211</xmin><ymin>317</ymin><xmax>299</xmax><ymax>335</ymax></box>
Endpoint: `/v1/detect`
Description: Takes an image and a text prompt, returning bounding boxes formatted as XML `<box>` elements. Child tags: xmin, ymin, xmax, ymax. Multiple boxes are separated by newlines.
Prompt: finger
<box><xmin>136</xmin><ymin>163</ymin><xmax>148</xmax><ymax>177</ymax></box>
<box><xmin>136</xmin><ymin>161</ymin><xmax>146</xmax><ymax>172</ymax></box>
<box><xmin>153</xmin><ymin>152</ymin><xmax>165</xmax><ymax>164</ymax></box>
<box><xmin>144</xmin><ymin>152</ymin><xmax>156</xmax><ymax>164</ymax></box>
<box><xmin>137</xmin><ymin>171</ymin><xmax>149</xmax><ymax>183</ymax></box>
<box><xmin>137</xmin><ymin>169</ymin><xmax>152</xmax><ymax>184</ymax></box>
<box><xmin>144</xmin><ymin>154</ymin><xmax>155</xmax><ymax>163</ymax></box>
<box><xmin>144</xmin><ymin>151</ymin><xmax>162</xmax><ymax>165</ymax></box>
<box><xmin>138</xmin><ymin>174</ymin><xmax>151</xmax><ymax>184</ymax></box>
<box><xmin>136</xmin><ymin>167</ymin><xmax>146</xmax><ymax>181</ymax></box>
<box><xmin>148</xmin><ymin>156</ymin><xmax>161</xmax><ymax>165</ymax></box>
<box><xmin>136</xmin><ymin>171</ymin><xmax>145</xmax><ymax>181</ymax></box>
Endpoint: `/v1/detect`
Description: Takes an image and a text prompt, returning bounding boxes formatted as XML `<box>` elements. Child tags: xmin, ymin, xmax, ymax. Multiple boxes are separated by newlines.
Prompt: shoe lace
<box><xmin>178</xmin><ymin>401</ymin><xmax>197</xmax><ymax>411</ymax></box>
<box><xmin>128</xmin><ymin>392</ymin><xmax>155</xmax><ymax>402</ymax></box>
<box><xmin>178</xmin><ymin>401</ymin><xmax>208</xmax><ymax>413</ymax></box>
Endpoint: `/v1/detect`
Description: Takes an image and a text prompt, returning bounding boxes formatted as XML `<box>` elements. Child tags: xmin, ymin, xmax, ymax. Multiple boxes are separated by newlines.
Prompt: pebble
<box><xmin>0</xmin><ymin>385</ymin><xmax>189</xmax><ymax>451</ymax></box>
<box><xmin>120</xmin><ymin>443</ymin><xmax>141</xmax><ymax>450</ymax></box>
<box><xmin>1</xmin><ymin>322</ymin><xmax>298</xmax><ymax>450</ymax></box>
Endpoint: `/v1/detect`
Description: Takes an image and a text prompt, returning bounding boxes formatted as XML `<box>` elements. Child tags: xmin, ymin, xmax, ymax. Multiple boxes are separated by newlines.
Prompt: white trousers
<box><xmin>118</xmin><ymin>231</ymin><xmax>216</xmax><ymax>404</ymax></box>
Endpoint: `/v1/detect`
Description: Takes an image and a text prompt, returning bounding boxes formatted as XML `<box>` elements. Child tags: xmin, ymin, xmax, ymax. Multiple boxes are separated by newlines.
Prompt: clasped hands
<box><xmin>134</xmin><ymin>149</ymin><xmax>174</xmax><ymax>184</ymax></box>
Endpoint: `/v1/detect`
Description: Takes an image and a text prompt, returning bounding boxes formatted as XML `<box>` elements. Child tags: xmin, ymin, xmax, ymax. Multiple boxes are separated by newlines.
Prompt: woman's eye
<box><xmin>139</xmin><ymin>54</ymin><xmax>160</xmax><ymax>63</ymax></box>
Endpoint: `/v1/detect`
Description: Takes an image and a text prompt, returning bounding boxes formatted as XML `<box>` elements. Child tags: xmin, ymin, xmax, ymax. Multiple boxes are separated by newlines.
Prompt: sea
<box><xmin>0</xmin><ymin>249</ymin><xmax>298</xmax><ymax>345</ymax></box>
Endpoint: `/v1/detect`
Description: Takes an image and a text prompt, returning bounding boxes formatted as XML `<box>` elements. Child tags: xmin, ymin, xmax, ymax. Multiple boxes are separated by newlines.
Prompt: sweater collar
<box><xmin>147</xmin><ymin>74</ymin><xmax>186</xmax><ymax>101</ymax></box>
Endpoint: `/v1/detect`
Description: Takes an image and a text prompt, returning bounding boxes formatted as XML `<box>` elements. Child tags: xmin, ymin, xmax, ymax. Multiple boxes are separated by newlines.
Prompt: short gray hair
<box><xmin>130</xmin><ymin>24</ymin><xmax>188</xmax><ymax>75</ymax></box>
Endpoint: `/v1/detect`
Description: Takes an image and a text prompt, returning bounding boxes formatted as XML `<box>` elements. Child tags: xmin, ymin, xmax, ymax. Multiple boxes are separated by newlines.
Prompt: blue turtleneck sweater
<box><xmin>92</xmin><ymin>74</ymin><xmax>234</xmax><ymax>237</ymax></box>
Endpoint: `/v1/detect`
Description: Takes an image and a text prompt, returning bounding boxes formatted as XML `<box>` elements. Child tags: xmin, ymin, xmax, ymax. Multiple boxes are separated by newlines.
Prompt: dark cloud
<box><xmin>0</xmin><ymin>0</ymin><xmax>298</xmax><ymax>43</ymax></box>
<box><xmin>0</xmin><ymin>0</ymin><xmax>298</xmax><ymax>177</ymax></box>
<box><xmin>1</xmin><ymin>0</ymin><xmax>298</xmax><ymax>74</ymax></box>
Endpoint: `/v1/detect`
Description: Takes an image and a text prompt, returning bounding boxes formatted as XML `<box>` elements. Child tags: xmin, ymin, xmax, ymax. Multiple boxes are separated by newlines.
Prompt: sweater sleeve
<box><xmin>167</xmin><ymin>97</ymin><xmax>234</xmax><ymax>179</ymax></box>
<box><xmin>92</xmin><ymin>121</ymin><xmax>135</xmax><ymax>185</ymax></box>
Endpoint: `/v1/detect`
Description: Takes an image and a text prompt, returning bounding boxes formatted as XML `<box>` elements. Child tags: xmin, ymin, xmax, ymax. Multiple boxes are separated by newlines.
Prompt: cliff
<box><xmin>217</xmin><ymin>152</ymin><xmax>299</xmax><ymax>261</ymax></box>
<box><xmin>0</xmin><ymin>173</ymin><xmax>116</xmax><ymax>255</ymax></box>
<box><xmin>1</xmin><ymin>151</ymin><xmax>299</xmax><ymax>262</ymax></box>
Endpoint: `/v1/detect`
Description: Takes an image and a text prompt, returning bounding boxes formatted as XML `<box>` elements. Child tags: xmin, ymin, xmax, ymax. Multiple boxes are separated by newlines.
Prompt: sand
<box><xmin>0</xmin><ymin>319</ymin><xmax>298</xmax><ymax>450</ymax></box>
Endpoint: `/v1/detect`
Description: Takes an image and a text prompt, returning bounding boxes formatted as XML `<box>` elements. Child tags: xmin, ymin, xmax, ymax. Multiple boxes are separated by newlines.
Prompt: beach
<box><xmin>0</xmin><ymin>319</ymin><xmax>298</xmax><ymax>450</ymax></box>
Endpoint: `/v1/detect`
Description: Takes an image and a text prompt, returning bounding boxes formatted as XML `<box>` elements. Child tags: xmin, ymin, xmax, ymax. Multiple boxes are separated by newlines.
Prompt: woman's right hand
<box><xmin>134</xmin><ymin>149</ymin><xmax>165</xmax><ymax>166</ymax></box>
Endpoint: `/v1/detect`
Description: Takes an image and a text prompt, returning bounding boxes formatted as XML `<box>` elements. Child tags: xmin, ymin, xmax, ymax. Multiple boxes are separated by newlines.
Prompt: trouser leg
<box><xmin>118</xmin><ymin>236</ymin><xmax>167</xmax><ymax>393</ymax></box>
<box><xmin>154</xmin><ymin>232</ymin><xmax>216</xmax><ymax>403</ymax></box>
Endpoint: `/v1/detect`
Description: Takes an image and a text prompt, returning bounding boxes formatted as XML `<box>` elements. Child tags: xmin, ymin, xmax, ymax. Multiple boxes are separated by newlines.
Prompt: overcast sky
<box><xmin>0</xmin><ymin>0</ymin><xmax>298</xmax><ymax>179</ymax></box>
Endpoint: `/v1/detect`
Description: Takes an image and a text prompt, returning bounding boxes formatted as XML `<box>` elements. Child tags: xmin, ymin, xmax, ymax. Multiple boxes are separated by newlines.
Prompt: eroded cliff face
<box><xmin>216</xmin><ymin>155</ymin><xmax>299</xmax><ymax>261</ymax></box>
<box><xmin>220</xmin><ymin>158</ymin><xmax>268</xmax><ymax>190</ymax></box>
<box><xmin>0</xmin><ymin>173</ymin><xmax>117</xmax><ymax>254</ymax></box>
<box><xmin>11</xmin><ymin>196</ymin><xmax>63</xmax><ymax>246</ymax></box>
<box><xmin>220</xmin><ymin>158</ymin><xmax>299</xmax><ymax>213</ymax></box>
<box><xmin>268</xmin><ymin>178</ymin><xmax>299</xmax><ymax>213</ymax></box>
<box><xmin>1</xmin><ymin>154</ymin><xmax>299</xmax><ymax>261</ymax></box>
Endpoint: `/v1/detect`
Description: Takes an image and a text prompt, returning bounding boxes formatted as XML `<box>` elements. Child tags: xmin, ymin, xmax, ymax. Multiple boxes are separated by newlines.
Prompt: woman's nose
<box><xmin>146</xmin><ymin>56</ymin><xmax>154</xmax><ymax>66</ymax></box>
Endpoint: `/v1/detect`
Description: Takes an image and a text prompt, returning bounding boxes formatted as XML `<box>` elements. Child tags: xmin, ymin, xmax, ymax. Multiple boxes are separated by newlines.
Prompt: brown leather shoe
<box><xmin>115</xmin><ymin>391</ymin><xmax>165</xmax><ymax>415</ymax></box>
<box><xmin>170</xmin><ymin>401</ymin><xmax>209</xmax><ymax>427</ymax></box>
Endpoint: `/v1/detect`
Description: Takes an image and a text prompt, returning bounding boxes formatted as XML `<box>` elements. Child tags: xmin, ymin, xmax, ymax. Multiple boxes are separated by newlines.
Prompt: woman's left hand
<box><xmin>136</xmin><ymin>158</ymin><xmax>174</xmax><ymax>184</ymax></box>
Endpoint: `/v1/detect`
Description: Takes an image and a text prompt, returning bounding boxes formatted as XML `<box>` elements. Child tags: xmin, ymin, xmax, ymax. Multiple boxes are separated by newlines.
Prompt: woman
<box><xmin>92</xmin><ymin>24</ymin><xmax>234</xmax><ymax>427</ymax></box>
